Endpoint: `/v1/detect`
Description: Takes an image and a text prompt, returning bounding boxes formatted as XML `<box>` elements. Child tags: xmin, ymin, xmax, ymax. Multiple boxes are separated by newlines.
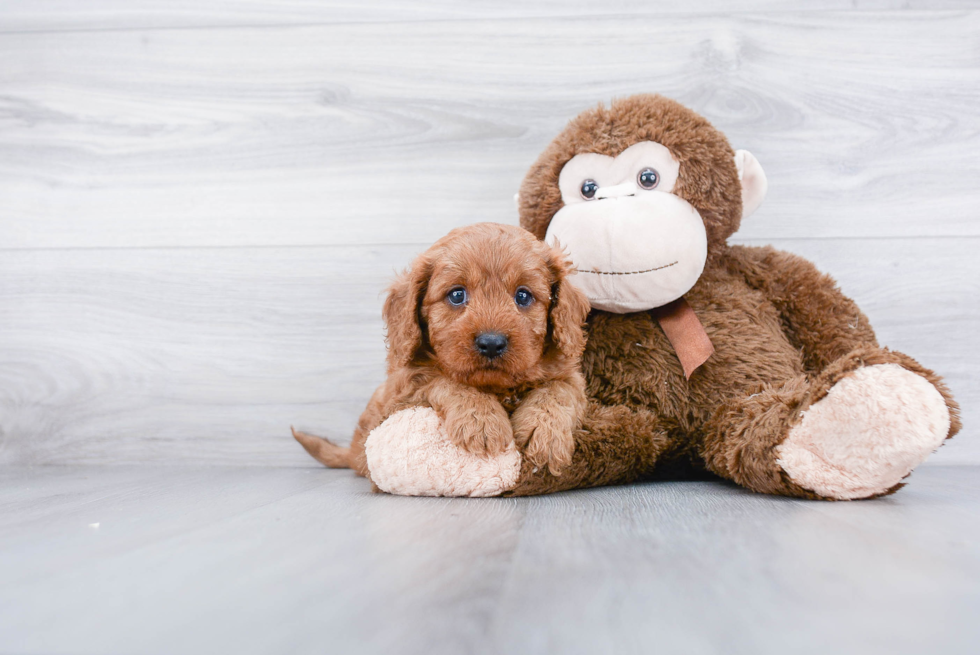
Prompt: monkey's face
<box><xmin>545</xmin><ymin>141</ymin><xmax>708</xmax><ymax>313</ymax></box>
<box><xmin>520</xmin><ymin>96</ymin><xmax>769</xmax><ymax>315</ymax></box>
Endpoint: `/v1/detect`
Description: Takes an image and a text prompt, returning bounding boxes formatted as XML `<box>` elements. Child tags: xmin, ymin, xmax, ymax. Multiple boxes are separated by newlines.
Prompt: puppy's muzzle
<box><xmin>474</xmin><ymin>332</ymin><xmax>508</xmax><ymax>360</ymax></box>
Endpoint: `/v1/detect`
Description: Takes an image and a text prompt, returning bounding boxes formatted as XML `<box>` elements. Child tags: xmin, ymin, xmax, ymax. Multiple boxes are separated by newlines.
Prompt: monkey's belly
<box><xmin>583</xmin><ymin>300</ymin><xmax>804</xmax><ymax>430</ymax></box>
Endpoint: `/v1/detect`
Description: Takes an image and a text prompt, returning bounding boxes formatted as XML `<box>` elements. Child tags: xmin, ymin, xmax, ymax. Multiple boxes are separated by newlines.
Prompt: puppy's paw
<box><xmin>512</xmin><ymin>407</ymin><xmax>575</xmax><ymax>476</ymax></box>
<box><xmin>443</xmin><ymin>402</ymin><xmax>514</xmax><ymax>458</ymax></box>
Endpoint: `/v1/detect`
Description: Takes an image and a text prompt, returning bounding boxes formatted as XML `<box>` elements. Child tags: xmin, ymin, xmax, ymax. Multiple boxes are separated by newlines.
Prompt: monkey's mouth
<box><xmin>576</xmin><ymin>261</ymin><xmax>678</xmax><ymax>276</ymax></box>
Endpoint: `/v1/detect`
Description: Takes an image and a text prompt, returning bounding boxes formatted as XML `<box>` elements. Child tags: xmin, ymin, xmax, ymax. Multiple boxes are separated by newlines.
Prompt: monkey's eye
<box><xmin>447</xmin><ymin>287</ymin><xmax>467</xmax><ymax>306</ymax></box>
<box><xmin>580</xmin><ymin>179</ymin><xmax>599</xmax><ymax>200</ymax></box>
<box><xmin>514</xmin><ymin>287</ymin><xmax>534</xmax><ymax>308</ymax></box>
<box><xmin>637</xmin><ymin>168</ymin><xmax>660</xmax><ymax>189</ymax></box>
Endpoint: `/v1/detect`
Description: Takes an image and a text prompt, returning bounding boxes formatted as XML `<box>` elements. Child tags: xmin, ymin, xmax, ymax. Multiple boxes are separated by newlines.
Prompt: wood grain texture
<box><xmin>1</xmin><ymin>12</ymin><xmax>978</xmax><ymax>249</ymax></box>
<box><xmin>3</xmin><ymin>1</ymin><xmax>979</xmax><ymax>32</ymax></box>
<box><xmin>0</xmin><ymin>5</ymin><xmax>976</xmax><ymax>468</ymax></box>
<box><xmin>1</xmin><ymin>465</ymin><xmax>978</xmax><ymax>655</ymax></box>
<box><xmin>1</xmin><ymin>238</ymin><xmax>976</xmax><ymax>466</ymax></box>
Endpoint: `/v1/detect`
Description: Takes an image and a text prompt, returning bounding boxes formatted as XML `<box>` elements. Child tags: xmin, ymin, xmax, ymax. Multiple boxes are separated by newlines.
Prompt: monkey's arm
<box><xmin>728</xmin><ymin>244</ymin><xmax>879</xmax><ymax>373</ymax></box>
<box><xmin>504</xmin><ymin>401</ymin><xmax>673</xmax><ymax>496</ymax></box>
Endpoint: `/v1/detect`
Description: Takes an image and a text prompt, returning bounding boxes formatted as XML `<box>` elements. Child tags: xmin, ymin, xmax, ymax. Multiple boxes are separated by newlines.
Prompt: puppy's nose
<box><xmin>474</xmin><ymin>332</ymin><xmax>508</xmax><ymax>359</ymax></box>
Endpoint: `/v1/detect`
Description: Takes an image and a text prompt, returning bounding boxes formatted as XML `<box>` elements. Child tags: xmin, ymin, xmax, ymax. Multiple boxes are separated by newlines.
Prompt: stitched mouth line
<box><xmin>576</xmin><ymin>261</ymin><xmax>678</xmax><ymax>276</ymax></box>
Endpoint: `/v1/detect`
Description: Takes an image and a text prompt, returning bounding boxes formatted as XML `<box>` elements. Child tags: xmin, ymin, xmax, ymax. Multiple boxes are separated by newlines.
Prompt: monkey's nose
<box><xmin>475</xmin><ymin>332</ymin><xmax>508</xmax><ymax>360</ymax></box>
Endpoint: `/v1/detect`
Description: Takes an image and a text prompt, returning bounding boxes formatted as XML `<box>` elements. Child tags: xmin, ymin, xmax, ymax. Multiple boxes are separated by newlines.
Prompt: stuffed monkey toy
<box><xmin>323</xmin><ymin>94</ymin><xmax>961</xmax><ymax>500</ymax></box>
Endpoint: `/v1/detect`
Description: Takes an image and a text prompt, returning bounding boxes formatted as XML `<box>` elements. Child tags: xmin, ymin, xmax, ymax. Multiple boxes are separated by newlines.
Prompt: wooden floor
<box><xmin>1</xmin><ymin>464</ymin><xmax>978</xmax><ymax>655</ymax></box>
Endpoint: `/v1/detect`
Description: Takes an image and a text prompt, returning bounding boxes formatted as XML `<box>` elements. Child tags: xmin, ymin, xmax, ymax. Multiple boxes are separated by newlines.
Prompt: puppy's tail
<box><xmin>291</xmin><ymin>427</ymin><xmax>351</xmax><ymax>468</ymax></box>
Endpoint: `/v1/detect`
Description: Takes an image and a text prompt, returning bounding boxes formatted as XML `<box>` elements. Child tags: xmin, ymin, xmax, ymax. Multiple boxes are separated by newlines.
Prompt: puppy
<box><xmin>293</xmin><ymin>222</ymin><xmax>591</xmax><ymax>477</ymax></box>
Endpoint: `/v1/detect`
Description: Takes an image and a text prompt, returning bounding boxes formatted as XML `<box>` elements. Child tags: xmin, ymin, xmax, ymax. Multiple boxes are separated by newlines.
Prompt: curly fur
<box><xmin>294</xmin><ymin>223</ymin><xmax>591</xmax><ymax>478</ymax></box>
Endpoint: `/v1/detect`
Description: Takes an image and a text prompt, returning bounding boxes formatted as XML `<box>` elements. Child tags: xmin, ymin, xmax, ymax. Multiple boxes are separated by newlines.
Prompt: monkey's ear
<box><xmin>545</xmin><ymin>246</ymin><xmax>591</xmax><ymax>360</ymax></box>
<box><xmin>734</xmin><ymin>150</ymin><xmax>768</xmax><ymax>218</ymax></box>
<box><xmin>382</xmin><ymin>254</ymin><xmax>432</xmax><ymax>371</ymax></box>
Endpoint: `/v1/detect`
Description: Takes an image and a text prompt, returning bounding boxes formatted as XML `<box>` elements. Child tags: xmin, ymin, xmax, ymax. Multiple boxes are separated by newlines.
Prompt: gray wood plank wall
<box><xmin>1</xmin><ymin>2</ymin><xmax>977</xmax><ymax>466</ymax></box>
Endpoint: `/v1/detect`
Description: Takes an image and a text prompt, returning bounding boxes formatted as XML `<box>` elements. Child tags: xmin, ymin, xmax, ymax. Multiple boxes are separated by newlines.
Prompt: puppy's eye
<box><xmin>580</xmin><ymin>179</ymin><xmax>598</xmax><ymax>200</ymax></box>
<box><xmin>447</xmin><ymin>287</ymin><xmax>467</xmax><ymax>306</ymax></box>
<box><xmin>514</xmin><ymin>287</ymin><xmax>534</xmax><ymax>308</ymax></box>
<box><xmin>637</xmin><ymin>168</ymin><xmax>660</xmax><ymax>189</ymax></box>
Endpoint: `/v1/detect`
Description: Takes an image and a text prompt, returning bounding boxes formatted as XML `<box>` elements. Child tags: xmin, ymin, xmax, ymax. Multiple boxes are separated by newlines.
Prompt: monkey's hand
<box><xmin>511</xmin><ymin>377</ymin><xmax>585</xmax><ymax>476</ymax></box>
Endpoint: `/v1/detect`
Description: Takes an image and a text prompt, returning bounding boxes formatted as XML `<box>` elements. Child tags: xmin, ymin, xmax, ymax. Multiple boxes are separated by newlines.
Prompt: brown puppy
<box><xmin>293</xmin><ymin>222</ymin><xmax>591</xmax><ymax>478</ymax></box>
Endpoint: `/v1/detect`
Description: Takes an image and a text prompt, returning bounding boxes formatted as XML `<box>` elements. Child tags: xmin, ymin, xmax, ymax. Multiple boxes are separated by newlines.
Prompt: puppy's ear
<box><xmin>382</xmin><ymin>252</ymin><xmax>433</xmax><ymax>371</ymax></box>
<box><xmin>545</xmin><ymin>244</ymin><xmax>591</xmax><ymax>360</ymax></box>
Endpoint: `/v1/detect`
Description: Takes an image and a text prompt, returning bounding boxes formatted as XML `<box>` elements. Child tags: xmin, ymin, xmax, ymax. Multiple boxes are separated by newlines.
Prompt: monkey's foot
<box><xmin>776</xmin><ymin>364</ymin><xmax>950</xmax><ymax>500</ymax></box>
<box><xmin>365</xmin><ymin>407</ymin><xmax>521</xmax><ymax>497</ymax></box>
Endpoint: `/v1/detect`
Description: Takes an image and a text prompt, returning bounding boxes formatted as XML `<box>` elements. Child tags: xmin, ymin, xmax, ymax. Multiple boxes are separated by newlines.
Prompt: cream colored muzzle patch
<box><xmin>545</xmin><ymin>193</ymin><xmax>707</xmax><ymax>313</ymax></box>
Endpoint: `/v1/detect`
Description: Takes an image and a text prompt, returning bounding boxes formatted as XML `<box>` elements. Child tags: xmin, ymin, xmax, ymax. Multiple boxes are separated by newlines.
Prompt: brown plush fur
<box><xmin>506</xmin><ymin>94</ymin><xmax>961</xmax><ymax>499</ymax></box>
<box><xmin>293</xmin><ymin>223</ymin><xmax>591</xmax><ymax>478</ymax></box>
